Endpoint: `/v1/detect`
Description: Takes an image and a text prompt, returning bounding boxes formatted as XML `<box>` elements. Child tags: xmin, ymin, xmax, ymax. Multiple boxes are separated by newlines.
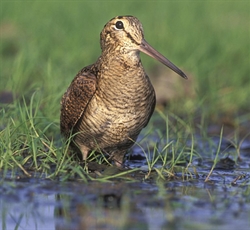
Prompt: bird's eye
<box><xmin>115</xmin><ymin>21</ymin><xmax>124</xmax><ymax>30</ymax></box>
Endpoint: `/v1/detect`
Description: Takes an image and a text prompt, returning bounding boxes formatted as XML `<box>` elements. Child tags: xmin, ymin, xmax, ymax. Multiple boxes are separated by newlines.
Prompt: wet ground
<box><xmin>0</xmin><ymin>133</ymin><xmax>250</xmax><ymax>230</ymax></box>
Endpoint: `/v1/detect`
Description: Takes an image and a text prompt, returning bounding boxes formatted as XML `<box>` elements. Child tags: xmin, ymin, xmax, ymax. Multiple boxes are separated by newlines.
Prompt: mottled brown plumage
<box><xmin>60</xmin><ymin>16</ymin><xmax>187</xmax><ymax>167</ymax></box>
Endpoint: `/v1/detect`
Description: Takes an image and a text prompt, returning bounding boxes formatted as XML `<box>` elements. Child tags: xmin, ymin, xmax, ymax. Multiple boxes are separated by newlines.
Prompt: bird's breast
<box><xmin>75</xmin><ymin>59</ymin><xmax>156</xmax><ymax>149</ymax></box>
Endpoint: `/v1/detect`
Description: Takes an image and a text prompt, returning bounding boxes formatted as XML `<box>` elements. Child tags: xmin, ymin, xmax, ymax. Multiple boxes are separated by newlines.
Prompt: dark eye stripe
<box><xmin>124</xmin><ymin>29</ymin><xmax>140</xmax><ymax>46</ymax></box>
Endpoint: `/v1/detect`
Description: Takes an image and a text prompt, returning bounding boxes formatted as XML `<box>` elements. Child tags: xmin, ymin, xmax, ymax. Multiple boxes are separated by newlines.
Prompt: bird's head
<box><xmin>100</xmin><ymin>16</ymin><xmax>187</xmax><ymax>79</ymax></box>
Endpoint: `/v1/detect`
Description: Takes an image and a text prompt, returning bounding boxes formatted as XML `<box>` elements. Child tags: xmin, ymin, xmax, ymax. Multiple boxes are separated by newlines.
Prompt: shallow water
<box><xmin>1</xmin><ymin>136</ymin><xmax>250</xmax><ymax>230</ymax></box>
<box><xmin>1</xmin><ymin>177</ymin><xmax>249</xmax><ymax>230</ymax></box>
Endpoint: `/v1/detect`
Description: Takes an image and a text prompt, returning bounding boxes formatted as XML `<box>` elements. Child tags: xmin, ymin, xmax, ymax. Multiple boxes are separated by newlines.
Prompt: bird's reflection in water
<box><xmin>54</xmin><ymin>191</ymin><xmax>148</xmax><ymax>230</ymax></box>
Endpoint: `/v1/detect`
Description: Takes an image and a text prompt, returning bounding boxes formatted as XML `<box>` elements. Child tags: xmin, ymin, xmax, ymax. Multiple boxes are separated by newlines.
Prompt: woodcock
<box><xmin>60</xmin><ymin>15</ymin><xmax>187</xmax><ymax>167</ymax></box>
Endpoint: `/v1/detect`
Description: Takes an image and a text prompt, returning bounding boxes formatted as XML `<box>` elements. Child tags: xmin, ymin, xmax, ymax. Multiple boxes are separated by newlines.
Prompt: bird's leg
<box><xmin>78</xmin><ymin>144</ymin><xmax>90</xmax><ymax>161</ymax></box>
<box><xmin>110</xmin><ymin>150</ymin><xmax>126</xmax><ymax>168</ymax></box>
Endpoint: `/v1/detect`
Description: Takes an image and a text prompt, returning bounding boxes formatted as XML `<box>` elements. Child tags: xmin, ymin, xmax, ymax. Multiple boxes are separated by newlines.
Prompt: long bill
<box><xmin>139</xmin><ymin>39</ymin><xmax>187</xmax><ymax>79</ymax></box>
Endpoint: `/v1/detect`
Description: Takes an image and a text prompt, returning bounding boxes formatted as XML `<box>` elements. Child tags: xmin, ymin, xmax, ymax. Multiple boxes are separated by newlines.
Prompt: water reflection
<box><xmin>0</xmin><ymin>191</ymin><xmax>56</xmax><ymax>230</ymax></box>
<box><xmin>0</xmin><ymin>179</ymin><xmax>249</xmax><ymax>230</ymax></box>
<box><xmin>54</xmin><ymin>185</ymin><xmax>148</xmax><ymax>230</ymax></box>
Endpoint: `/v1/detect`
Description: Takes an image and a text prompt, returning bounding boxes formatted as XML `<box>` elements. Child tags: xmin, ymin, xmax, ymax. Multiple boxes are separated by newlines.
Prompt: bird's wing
<box><xmin>60</xmin><ymin>67</ymin><xmax>97</xmax><ymax>137</ymax></box>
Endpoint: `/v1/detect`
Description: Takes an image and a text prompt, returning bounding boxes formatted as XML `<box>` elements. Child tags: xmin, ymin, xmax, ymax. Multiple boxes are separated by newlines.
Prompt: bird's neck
<box><xmin>94</xmin><ymin>49</ymin><xmax>146</xmax><ymax>88</ymax></box>
<box><xmin>97</xmin><ymin>49</ymin><xmax>141</xmax><ymax>71</ymax></box>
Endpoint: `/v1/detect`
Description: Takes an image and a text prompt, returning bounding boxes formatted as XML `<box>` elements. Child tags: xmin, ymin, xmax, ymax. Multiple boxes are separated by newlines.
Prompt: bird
<box><xmin>60</xmin><ymin>15</ymin><xmax>187</xmax><ymax>167</ymax></box>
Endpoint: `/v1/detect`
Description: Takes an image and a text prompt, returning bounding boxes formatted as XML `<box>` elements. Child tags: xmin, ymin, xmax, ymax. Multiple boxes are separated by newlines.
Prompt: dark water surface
<box><xmin>1</xmin><ymin>136</ymin><xmax>250</xmax><ymax>230</ymax></box>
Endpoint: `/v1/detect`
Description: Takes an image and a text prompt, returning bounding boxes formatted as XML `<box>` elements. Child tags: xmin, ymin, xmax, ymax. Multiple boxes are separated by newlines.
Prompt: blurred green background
<box><xmin>1</xmin><ymin>1</ymin><xmax>249</xmax><ymax>123</ymax></box>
